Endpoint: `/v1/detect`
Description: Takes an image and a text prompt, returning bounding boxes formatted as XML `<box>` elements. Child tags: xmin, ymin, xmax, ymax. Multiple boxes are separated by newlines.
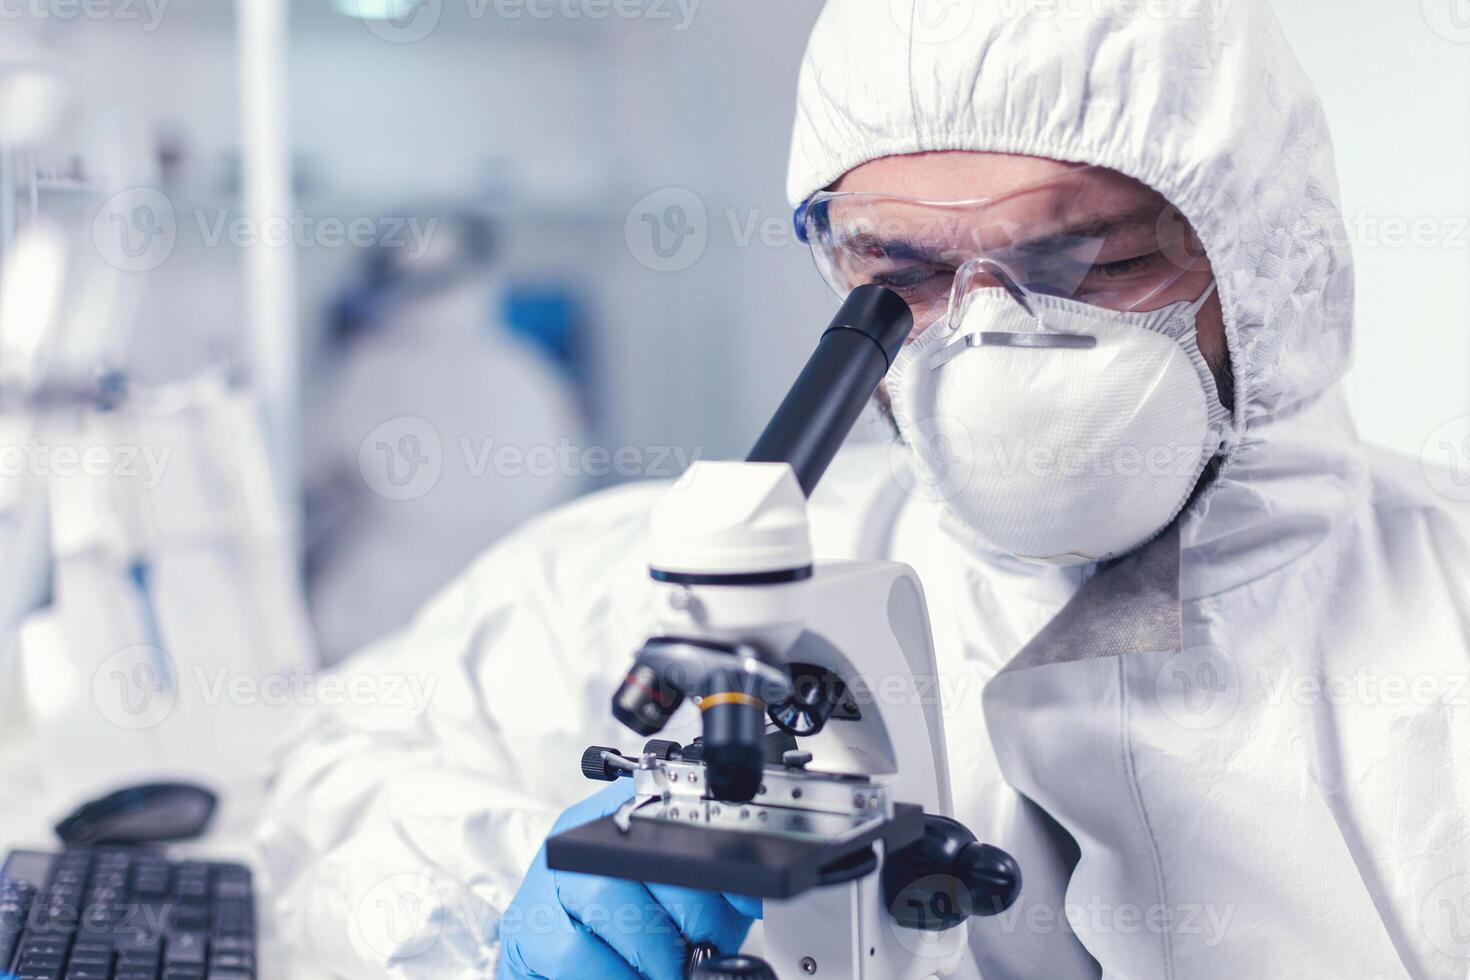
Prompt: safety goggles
<box><xmin>794</xmin><ymin>164</ymin><xmax>1211</xmax><ymax>332</ymax></box>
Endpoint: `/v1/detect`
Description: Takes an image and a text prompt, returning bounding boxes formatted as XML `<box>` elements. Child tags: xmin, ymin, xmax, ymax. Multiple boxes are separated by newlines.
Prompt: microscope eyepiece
<box><xmin>747</xmin><ymin>284</ymin><xmax>911</xmax><ymax>497</ymax></box>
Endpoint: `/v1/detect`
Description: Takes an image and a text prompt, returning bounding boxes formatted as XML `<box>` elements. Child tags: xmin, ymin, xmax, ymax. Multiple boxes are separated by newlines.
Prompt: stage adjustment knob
<box><xmin>580</xmin><ymin>745</ymin><xmax>628</xmax><ymax>782</ymax></box>
<box><xmin>642</xmin><ymin>738</ymin><xmax>684</xmax><ymax>761</ymax></box>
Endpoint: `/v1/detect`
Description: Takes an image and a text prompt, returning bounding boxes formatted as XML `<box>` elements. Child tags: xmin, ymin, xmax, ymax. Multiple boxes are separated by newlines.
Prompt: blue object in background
<box><xmin>500</xmin><ymin>283</ymin><xmax>582</xmax><ymax>377</ymax></box>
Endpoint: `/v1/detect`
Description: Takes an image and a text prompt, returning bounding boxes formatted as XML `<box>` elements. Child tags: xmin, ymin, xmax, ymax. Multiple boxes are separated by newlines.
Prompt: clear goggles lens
<box><xmin>798</xmin><ymin>166</ymin><xmax>1211</xmax><ymax>332</ymax></box>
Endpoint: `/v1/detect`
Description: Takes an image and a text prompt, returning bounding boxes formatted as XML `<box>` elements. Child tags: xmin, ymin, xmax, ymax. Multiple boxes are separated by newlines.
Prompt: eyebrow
<box><xmin>1022</xmin><ymin>204</ymin><xmax>1165</xmax><ymax>250</ymax></box>
<box><xmin>837</xmin><ymin>232</ymin><xmax>955</xmax><ymax>263</ymax></box>
<box><xmin>836</xmin><ymin>202</ymin><xmax>1166</xmax><ymax>258</ymax></box>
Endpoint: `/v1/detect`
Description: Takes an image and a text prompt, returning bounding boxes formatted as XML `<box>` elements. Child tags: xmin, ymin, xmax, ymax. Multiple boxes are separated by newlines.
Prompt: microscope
<box><xmin>546</xmin><ymin>286</ymin><xmax>1021</xmax><ymax>980</ymax></box>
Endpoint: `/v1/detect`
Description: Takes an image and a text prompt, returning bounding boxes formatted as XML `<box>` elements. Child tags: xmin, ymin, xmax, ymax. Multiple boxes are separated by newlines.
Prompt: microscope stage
<box><xmin>546</xmin><ymin>801</ymin><xmax>923</xmax><ymax>899</ymax></box>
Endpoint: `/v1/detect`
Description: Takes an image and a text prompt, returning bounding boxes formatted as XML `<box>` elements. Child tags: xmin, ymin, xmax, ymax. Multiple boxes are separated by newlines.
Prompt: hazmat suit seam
<box><xmin>1116</xmin><ymin>655</ymin><xmax>1175</xmax><ymax>980</ymax></box>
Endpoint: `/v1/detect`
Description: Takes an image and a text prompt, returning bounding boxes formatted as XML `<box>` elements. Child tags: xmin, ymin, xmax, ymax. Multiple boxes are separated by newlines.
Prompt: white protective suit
<box><xmin>304</xmin><ymin>278</ymin><xmax>585</xmax><ymax>664</ymax></box>
<box><xmin>259</xmin><ymin>1</ymin><xmax>1470</xmax><ymax>978</ymax></box>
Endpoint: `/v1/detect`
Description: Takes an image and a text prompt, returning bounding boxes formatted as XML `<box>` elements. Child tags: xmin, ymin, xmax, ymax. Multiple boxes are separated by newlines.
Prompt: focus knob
<box><xmin>580</xmin><ymin>745</ymin><xmax>628</xmax><ymax>782</ymax></box>
<box><xmin>642</xmin><ymin>738</ymin><xmax>684</xmax><ymax>761</ymax></box>
<box><xmin>882</xmin><ymin>814</ymin><xmax>1022</xmax><ymax>930</ymax></box>
<box><xmin>691</xmin><ymin>954</ymin><xmax>777</xmax><ymax>979</ymax></box>
<box><xmin>957</xmin><ymin>842</ymin><xmax>1023</xmax><ymax>915</ymax></box>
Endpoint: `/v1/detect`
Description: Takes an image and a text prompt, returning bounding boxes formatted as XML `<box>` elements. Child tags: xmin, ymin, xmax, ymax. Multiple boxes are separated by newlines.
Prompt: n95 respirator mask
<box><xmin>886</xmin><ymin>281</ymin><xmax>1230</xmax><ymax>565</ymax></box>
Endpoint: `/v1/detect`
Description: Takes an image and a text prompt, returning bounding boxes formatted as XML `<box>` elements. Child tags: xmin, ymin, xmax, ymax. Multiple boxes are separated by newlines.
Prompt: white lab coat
<box><xmin>260</xmin><ymin>0</ymin><xmax>1470</xmax><ymax>977</ymax></box>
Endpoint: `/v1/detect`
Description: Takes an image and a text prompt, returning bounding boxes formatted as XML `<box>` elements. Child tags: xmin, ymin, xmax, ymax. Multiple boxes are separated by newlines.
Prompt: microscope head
<box><xmin>610</xmin><ymin>460</ymin><xmax>811</xmax><ymax>801</ymax></box>
<box><xmin>609</xmin><ymin>285</ymin><xmax>912</xmax><ymax>805</ymax></box>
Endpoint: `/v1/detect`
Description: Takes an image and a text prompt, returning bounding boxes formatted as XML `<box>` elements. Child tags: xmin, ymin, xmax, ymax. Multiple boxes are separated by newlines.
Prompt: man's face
<box><xmin>831</xmin><ymin>151</ymin><xmax>1234</xmax><ymax>411</ymax></box>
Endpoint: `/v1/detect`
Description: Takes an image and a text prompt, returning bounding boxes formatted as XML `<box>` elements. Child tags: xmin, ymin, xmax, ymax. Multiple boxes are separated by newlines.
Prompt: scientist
<box><xmin>260</xmin><ymin>1</ymin><xmax>1470</xmax><ymax>978</ymax></box>
<box><xmin>303</xmin><ymin>210</ymin><xmax>585</xmax><ymax>662</ymax></box>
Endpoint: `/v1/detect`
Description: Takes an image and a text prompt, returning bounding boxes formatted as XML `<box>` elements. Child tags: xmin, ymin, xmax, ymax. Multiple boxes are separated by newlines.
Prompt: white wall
<box><xmin>1272</xmin><ymin>0</ymin><xmax>1470</xmax><ymax>456</ymax></box>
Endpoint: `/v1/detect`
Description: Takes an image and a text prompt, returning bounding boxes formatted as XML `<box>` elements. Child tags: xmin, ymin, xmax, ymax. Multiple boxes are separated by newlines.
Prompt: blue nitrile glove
<box><xmin>498</xmin><ymin>779</ymin><xmax>762</xmax><ymax>980</ymax></box>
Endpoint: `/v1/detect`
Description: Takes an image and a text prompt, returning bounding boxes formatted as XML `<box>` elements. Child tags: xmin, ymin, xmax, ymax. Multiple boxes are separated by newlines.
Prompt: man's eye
<box><xmin>873</xmin><ymin>265</ymin><xmax>946</xmax><ymax>291</ymax></box>
<box><xmin>1092</xmin><ymin>254</ymin><xmax>1155</xmax><ymax>278</ymax></box>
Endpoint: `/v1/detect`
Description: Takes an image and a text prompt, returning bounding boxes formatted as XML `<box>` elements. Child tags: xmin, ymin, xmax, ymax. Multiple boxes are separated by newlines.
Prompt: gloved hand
<box><xmin>497</xmin><ymin>780</ymin><xmax>762</xmax><ymax>980</ymax></box>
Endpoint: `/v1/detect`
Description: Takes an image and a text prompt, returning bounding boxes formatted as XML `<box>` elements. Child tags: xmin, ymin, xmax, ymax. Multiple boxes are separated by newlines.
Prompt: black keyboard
<box><xmin>0</xmin><ymin>848</ymin><xmax>255</xmax><ymax>980</ymax></box>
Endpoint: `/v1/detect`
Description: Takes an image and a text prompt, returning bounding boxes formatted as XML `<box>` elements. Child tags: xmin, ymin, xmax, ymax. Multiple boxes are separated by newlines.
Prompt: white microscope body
<box><xmin>546</xmin><ymin>286</ymin><xmax>1018</xmax><ymax>980</ymax></box>
<box><xmin>650</xmin><ymin>460</ymin><xmax>969</xmax><ymax>979</ymax></box>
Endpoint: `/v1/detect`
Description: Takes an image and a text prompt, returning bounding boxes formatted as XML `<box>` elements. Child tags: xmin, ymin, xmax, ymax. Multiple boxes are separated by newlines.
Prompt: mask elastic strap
<box><xmin>1184</xmin><ymin>279</ymin><xmax>1218</xmax><ymax>317</ymax></box>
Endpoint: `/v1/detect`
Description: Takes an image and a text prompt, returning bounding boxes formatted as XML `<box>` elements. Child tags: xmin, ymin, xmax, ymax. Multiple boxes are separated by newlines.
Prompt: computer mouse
<box><xmin>54</xmin><ymin>782</ymin><xmax>218</xmax><ymax>846</ymax></box>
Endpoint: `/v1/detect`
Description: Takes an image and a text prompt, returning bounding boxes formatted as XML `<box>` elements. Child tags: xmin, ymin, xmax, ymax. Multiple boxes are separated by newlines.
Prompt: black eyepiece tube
<box><xmin>746</xmin><ymin>285</ymin><xmax>912</xmax><ymax>497</ymax></box>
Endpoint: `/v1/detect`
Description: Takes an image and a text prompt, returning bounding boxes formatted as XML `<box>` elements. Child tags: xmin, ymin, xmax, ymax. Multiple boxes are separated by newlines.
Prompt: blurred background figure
<box><xmin>304</xmin><ymin>208</ymin><xmax>585</xmax><ymax>662</ymax></box>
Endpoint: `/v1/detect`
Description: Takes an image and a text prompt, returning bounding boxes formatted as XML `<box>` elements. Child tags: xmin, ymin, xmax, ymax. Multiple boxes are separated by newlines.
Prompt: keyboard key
<box><xmin>69</xmin><ymin>941</ymin><xmax>111</xmax><ymax>957</ymax></box>
<box><xmin>165</xmin><ymin>929</ymin><xmax>207</xmax><ymax>964</ymax></box>
<box><xmin>208</xmin><ymin>951</ymin><xmax>252</xmax><ymax>969</ymax></box>
<box><xmin>118</xmin><ymin>934</ymin><xmax>164</xmax><ymax>958</ymax></box>
<box><xmin>163</xmin><ymin>969</ymin><xmax>207</xmax><ymax>980</ymax></box>
<box><xmin>2</xmin><ymin>853</ymin><xmax>56</xmax><ymax>889</ymax></box>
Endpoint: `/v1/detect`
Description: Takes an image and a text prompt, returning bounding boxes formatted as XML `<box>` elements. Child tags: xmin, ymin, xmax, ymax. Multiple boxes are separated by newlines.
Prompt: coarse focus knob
<box><xmin>691</xmin><ymin>954</ymin><xmax>778</xmax><ymax>979</ymax></box>
<box><xmin>580</xmin><ymin>745</ymin><xmax>628</xmax><ymax>782</ymax></box>
<box><xmin>957</xmin><ymin>843</ymin><xmax>1023</xmax><ymax>915</ymax></box>
<box><xmin>642</xmin><ymin>739</ymin><xmax>684</xmax><ymax>761</ymax></box>
<box><xmin>882</xmin><ymin>814</ymin><xmax>1022</xmax><ymax>930</ymax></box>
